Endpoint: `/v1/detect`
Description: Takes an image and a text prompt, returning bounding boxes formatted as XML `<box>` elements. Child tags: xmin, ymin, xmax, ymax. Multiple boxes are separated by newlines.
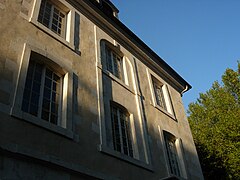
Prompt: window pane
<box><xmin>29</xmin><ymin>105</ymin><xmax>38</xmax><ymax>116</ymax></box>
<box><xmin>31</xmin><ymin>92</ymin><xmax>40</xmax><ymax>105</ymax></box>
<box><xmin>41</xmin><ymin>110</ymin><xmax>49</xmax><ymax>121</ymax></box>
<box><xmin>111</xmin><ymin>104</ymin><xmax>132</xmax><ymax>157</ymax></box>
<box><xmin>50</xmin><ymin>114</ymin><xmax>58</xmax><ymax>124</ymax></box>
<box><xmin>44</xmin><ymin>78</ymin><xmax>52</xmax><ymax>89</ymax></box>
<box><xmin>42</xmin><ymin>98</ymin><xmax>50</xmax><ymax>110</ymax></box>
<box><xmin>22</xmin><ymin>61</ymin><xmax>42</xmax><ymax>117</ymax></box>
<box><xmin>43</xmin><ymin>87</ymin><xmax>51</xmax><ymax>100</ymax></box>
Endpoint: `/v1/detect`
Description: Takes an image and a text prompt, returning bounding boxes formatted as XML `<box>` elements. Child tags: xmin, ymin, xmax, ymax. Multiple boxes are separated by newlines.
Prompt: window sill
<box><xmin>151</xmin><ymin>103</ymin><xmax>177</xmax><ymax>122</ymax></box>
<box><xmin>99</xmin><ymin>145</ymin><xmax>153</xmax><ymax>171</ymax></box>
<box><xmin>11</xmin><ymin>108</ymin><xmax>74</xmax><ymax>140</ymax></box>
<box><xmin>30</xmin><ymin>20</ymin><xmax>80</xmax><ymax>55</ymax></box>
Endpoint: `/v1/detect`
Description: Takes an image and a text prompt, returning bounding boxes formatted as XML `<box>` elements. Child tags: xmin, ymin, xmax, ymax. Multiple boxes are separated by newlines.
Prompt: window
<box><xmin>38</xmin><ymin>0</ymin><xmax>67</xmax><ymax>38</ymax></box>
<box><xmin>164</xmin><ymin>133</ymin><xmax>181</xmax><ymax>177</ymax></box>
<box><xmin>11</xmin><ymin>45</ymin><xmax>74</xmax><ymax>138</ymax></box>
<box><xmin>149</xmin><ymin>75</ymin><xmax>174</xmax><ymax>116</ymax></box>
<box><xmin>111</xmin><ymin>103</ymin><xmax>133</xmax><ymax>157</ymax></box>
<box><xmin>21</xmin><ymin>59</ymin><xmax>62</xmax><ymax>125</ymax></box>
<box><xmin>152</xmin><ymin>79</ymin><xmax>167</xmax><ymax>111</ymax></box>
<box><xmin>105</xmin><ymin>46</ymin><xmax>123</xmax><ymax>80</ymax></box>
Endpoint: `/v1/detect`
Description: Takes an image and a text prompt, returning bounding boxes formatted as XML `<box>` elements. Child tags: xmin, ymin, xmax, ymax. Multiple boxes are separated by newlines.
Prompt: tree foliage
<box><xmin>188</xmin><ymin>63</ymin><xmax>240</xmax><ymax>179</ymax></box>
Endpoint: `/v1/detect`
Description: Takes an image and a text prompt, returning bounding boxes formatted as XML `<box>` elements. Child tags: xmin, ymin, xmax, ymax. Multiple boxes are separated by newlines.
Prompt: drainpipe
<box><xmin>181</xmin><ymin>85</ymin><xmax>189</xmax><ymax>97</ymax></box>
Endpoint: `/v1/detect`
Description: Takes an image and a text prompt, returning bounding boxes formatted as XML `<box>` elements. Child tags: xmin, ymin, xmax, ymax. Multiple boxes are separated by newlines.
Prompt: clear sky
<box><xmin>111</xmin><ymin>0</ymin><xmax>240</xmax><ymax>110</ymax></box>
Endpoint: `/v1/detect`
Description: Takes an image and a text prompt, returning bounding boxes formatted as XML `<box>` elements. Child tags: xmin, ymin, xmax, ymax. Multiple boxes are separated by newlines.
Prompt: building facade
<box><xmin>0</xmin><ymin>0</ymin><xmax>203</xmax><ymax>179</ymax></box>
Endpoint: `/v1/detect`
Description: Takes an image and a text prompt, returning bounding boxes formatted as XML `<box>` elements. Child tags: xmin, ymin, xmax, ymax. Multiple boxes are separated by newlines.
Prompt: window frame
<box><xmin>38</xmin><ymin>0</ymin><xmax>68</xmax><ymax>38</ymax></box>
<box><xmin>11</xmin><ymin>44</ymin><xmax>74</xmax><ymax>139</ymax></box>
<box><xmin>100</xmin><ymin>40</ymin><xmax>127</xmax><ymax>83</ymax></box>
<box><xmin>29</xmin><ymin>0</ymin><xmax>77</xmax><ymax>51</ymax></box>
<box><xmin>110</xmin><ymin>102</ymin><xmax>133</xmax><ymax>157</ymax></box>
<box><xmin>21</xmin><ymin>58</ymin><xmax>63</xmax><ymax>125</ymax></box>
<box><xmin>147</xmin><ymin>70</ymin><xmax>175</xmax><ymax>118</ymax></box>
<box><xmin>164</xmin><ymin>133</ymin><xmax>181</xmax><ymax>177</ymax></box>
<box><xmin>159</xmin><ymin>128</ymin><xmax>188</xmax><ymax>179</ymax></box>
<box><xmin>99</xmin><ymin>100</ymin><xmax>152</xmax><ymax>170</ymax></box>
<box><xmin>152</xmin><ymin>78</ymin><xmax>167</xmax><ymax>111</ymax></box>
<box><xmin>105</xmin><ymin>46</ymin><xmax>123</xmax><ymax>80</ymax></box>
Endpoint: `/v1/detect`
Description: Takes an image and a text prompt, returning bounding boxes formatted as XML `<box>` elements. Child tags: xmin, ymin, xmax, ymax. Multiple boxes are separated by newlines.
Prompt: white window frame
<box><xmin>21</xmin><ymin>58</ymin><xmax>63</xmax><ymax>125</ymax></box>
<box><xmin>99</xmin><ymin>99</ymin><xmax>153</xmax><ymax>170</ymax></box>
<box><xmin>11</xmin><ymin>43</ymin><xmax>74</xmax><ymax>139</ymax></box>
<box><xmin>147</xmin><ymin>69</ymin><xmax>175</xmax><ymax>117</ymax></box>
<box><xmin>110</xmin><ymin>103</ymin><xmax>133</xmax><ymax>157</ymax></box>
<box><xmin>100</xmin><ymin>40</ymin><xmax>128</xmax><ymax>84</ymax></box>
<box><xmin>105</xmin><ymin>46</ymin><xmax>123</xmax><ymax>80</ymax></box>
<box><xmin>29</xmin><ymin>0</ymin><xmax>76</xmax><ymax>50</ymax></box>
<box><xmin>152</xmin><ymin>78</ymin><xmax>167</xmax><ymax>110</ymax></box>
<box><xmin>164</xmin><ymin>133</ymin><xmax>181</xmax><ymax>177</ymax></box>
<box><xmin>38</xmin><ymin>0</ymin><xmax>67</xmax><ymax>38</ymax></box>
<box><xmin>159</xmin><ymin>127</ymin><xmax>188</xmax><ymax>179</ymax></box>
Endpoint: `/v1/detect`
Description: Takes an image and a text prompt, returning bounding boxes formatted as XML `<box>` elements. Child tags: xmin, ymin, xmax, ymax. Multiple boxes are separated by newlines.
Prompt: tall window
<box><xmin>21</xmin><ymin>55</ymin><xmax>62</xmax><ymax>125</ymax></box>
<box><xmin>38</xmin><ymin>0</ymin><xmax>67</xmax><ymax>37</ymax></box>
<box><xmin>111</xmin><ymin>103</ymin><xmax>133</xmax><ymax>157</ymax></box>
<box><xmin>105</xmin><ymin>46</ymin><xmax>122</xmax><ymax>80</ymax></box>
<box><xmin>164</xmin><ymin>133</ymin><xmax>181</xmax><ymax>177</ymax></box>
<box><xmin>152</xmin><ymin>79</ymin><xmax>167</xmax><ymax>111</ymax></box>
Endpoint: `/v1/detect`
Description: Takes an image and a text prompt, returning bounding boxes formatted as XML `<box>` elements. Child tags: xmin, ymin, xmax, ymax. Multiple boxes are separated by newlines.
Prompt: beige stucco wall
<box><xmin>0</xmin><ymin>0</ymin><xmax>203</xmax><ymax>179</ymax></box>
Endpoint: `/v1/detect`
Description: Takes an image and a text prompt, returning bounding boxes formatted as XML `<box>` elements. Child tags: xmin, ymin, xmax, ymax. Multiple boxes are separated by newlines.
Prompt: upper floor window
<box><xmin>152</xmin><ymin>79</ymin><xmax>167</xmax><ymax>111</ymax></box>
<box><xmin>38</xmin><ymin>0</ymin><xmax>68</xmax><ymax>38</ymax></box>
<box><xmin>101</xmin><ymin>40</ymin><xmax>126</xmax><ymax>82</ymax></box>
<box><xmin>111</xmin><ymin>103</ymin><xmax>133</xmax><ymax>157</ymax></box>
<box><xmin>22</xmin><ymin>59</ymin><xmax>62</xmax><ymax>125</ymax></box>
<box><xmin>150</xmin><ymin>75</ymin><xmax>174</xmax><ymax>116</ymax></box>
<box><xmin>106</xmin><ymin>46</ymin><xmax>123</xmax><ymax>80</ymax></box>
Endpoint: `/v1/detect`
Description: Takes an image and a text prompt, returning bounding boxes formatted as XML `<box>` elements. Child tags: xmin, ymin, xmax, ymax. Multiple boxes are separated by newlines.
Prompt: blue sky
<box><xmin>111</xmin><ymin>0</ymin><xmax>240</xmax><ymax>110</ymax></box>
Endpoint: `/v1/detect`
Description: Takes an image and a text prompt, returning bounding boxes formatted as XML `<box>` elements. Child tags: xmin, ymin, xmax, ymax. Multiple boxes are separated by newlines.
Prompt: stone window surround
<box><xmin>110</xmin><ymin>102</ymin><xmax>133</xmax><ymax>157</ymax></box>
<box><xmin>158</xmin><ymin>126</ymin><xmax>188</xmax><ymax>179</ymax></box>
<box><xmin>100</xmin><ymin>39</ymin><xmax>129</xmax><ymax>86</ymax></box>
<box><xmin>28</xmin><ymin>0</ymin><xmax>77</xmax><ymax>52</ymax></box>
<box><xmin>147</xmin><ymin>68</ymin><xmax>176</xmax><ymax>120</ymax></box>
<box><xmin>11</xmin><ymin>43</ymin><xmax>75</xmax><ymax>139</ymax></box>
<box><xmin>38</xmin><ymin>0</ymin><xmax>67</xmax><ymax>38</ymax></box>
